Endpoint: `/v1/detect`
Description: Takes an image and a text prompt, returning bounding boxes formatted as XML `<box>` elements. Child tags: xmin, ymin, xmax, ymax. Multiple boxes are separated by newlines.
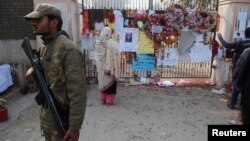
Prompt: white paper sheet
<box><xmin>192</xmin><ymin>31</ymin><xmax>203</xmax><ymax>42</ymax></box>
<box><xmin>157</xmin><ymin>48</ymin><xmax>178</xmax><ymax>66</ymax></box>
<box><xmin>81</xmin><ymin>32</ymin><xmax>95</xmax><ymax>50</ymax></box>
<box><xmin>178</xmin><ymin>30</ymin><xmax>195</xmax><ymax>55</ymax></box>
<box><xmin>237</xmin><ymin>12</ymin><xmax>248</xmax><ymax>31</ymax></box>
<box><xmin>157</xmin><ymin>81</ymin><xmax>175</xmax><ymax>87</ymax></box>
<box><xmin>151</xmin><ymin>25</ymin><xmax>163</xmax><ymax>33</ymax></box>
<box><xmin>119</xmin><ymin>28</ymin><xmax>139</xmax><ymax>52</ymax></box>
<box><xmin>124</xmin><ymin>19</ymin><xmax>129</xmax><ymax>27</ymax></box>
<box><xmin>148</xmin><ymin>10</ymin><xmax>155</xmax><ymax>16</ymax></box>
<box><xmin>237</xmin><ymin>12</ymin><xmax>248</xmax><ymax>21</ymax></box>
<box><xmin>95</xmin><ymin>22</ymin><xmax>105</xmax><ymax>31</ymax></box>
<box><xmin>113</xmin><ymin>10</ymin><xmax>124</xmax><ymax>32</ymax></box>
<box><xmin>238</xmin><ymin>20</ymin><xmax>247</xmax><ymax>31</ymax></box>
<box><xmin>190</xmin><ymin>44</ymin><xmax>212</xmax><ymax>63</ymax></box>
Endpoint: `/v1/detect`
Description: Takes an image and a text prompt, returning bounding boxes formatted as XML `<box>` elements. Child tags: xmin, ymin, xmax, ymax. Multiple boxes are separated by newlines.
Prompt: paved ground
<box><xmin>0</xmin><ymin>84</ymin><xmax>240</xmax><ymax>141</ymax></box>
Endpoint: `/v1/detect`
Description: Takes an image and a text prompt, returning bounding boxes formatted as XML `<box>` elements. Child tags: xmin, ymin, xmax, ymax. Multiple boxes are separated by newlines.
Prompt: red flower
<box><xmin>108</xmin><ymin>12</ymin><xmax>115</xmax><ymax>23</ymax></box>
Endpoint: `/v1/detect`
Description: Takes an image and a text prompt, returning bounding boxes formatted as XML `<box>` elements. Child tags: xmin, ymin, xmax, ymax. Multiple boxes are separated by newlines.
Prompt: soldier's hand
<box><xmin>25</xmin><ymin>67</ymin><xmax>35</xmax><ymax>84</ymax></box>
<box><xmin>64</xmin><ymin>129</ymin><xmax>79</xmax><ymax>141</ymax></box>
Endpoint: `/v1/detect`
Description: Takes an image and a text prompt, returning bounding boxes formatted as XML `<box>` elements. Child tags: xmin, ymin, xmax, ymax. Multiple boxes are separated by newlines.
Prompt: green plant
<box><xmin>0</xmin><ymin>98</ymin><xmax>7</xmax><ymax>110</ymax></box>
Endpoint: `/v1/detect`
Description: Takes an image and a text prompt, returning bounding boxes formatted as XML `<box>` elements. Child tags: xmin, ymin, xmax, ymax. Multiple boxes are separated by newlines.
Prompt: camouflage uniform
<box><xmin>39</xmin><ymin>32</ymin><xmax>87</xmax><ymax>140</ymax></box>
<box><xmin>24</xmin><ymin>4</ymin><xmax>87</xmax><ymax>141</ymax></box>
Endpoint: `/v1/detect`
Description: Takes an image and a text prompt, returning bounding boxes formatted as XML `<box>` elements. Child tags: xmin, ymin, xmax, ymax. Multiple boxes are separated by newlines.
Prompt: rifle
<box><xmin>21</xmin><ymin>37</ymin><xmax>71</xmax><ymax>140</ymax></box>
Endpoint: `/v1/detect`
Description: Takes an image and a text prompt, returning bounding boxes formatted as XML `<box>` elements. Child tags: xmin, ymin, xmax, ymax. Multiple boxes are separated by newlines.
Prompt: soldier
<box><xmin>24</xmin><ymin>4</ymin><xmax>87</xmax><ymax>141</ymax></box>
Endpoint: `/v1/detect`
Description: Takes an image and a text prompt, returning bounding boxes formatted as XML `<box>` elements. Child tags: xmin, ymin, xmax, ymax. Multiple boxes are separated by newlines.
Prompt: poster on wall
<box><xmin>138</xmin><ymin>31</ymin><xmax>154</xmax><ymax>54</ymax></box>
<box><xmin>132</xmin><ymin>54</ymin><xmax>155</xmax><ymax>71</ymax></box>
<box><xmin>119</xmin><ymin>28</ymin><xmax>139</xmax><ymax>52</ymax></box>
<box><xmin>237</xmin><ymin>12</ymin><xmax>248</xmax><ymax>31</ymax></box>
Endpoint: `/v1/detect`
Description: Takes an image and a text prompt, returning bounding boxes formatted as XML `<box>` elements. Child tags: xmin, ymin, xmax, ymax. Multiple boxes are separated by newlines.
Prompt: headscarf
<box><xmin>99</xmin><ymin>27</ymin><xmax>112</xmax><ymax>47</ymax></box>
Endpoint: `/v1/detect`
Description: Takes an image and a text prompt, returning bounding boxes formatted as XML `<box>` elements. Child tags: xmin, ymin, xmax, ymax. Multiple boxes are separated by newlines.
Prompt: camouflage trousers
<box><xmin>43</xmin><ymin>128</ymin><xmax>64</xmax><ymax>141</ymax></box>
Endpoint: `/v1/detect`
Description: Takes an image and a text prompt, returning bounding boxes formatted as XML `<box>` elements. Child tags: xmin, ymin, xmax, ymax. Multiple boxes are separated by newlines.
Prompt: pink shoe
<box><xmin>106</xmin><ymin>94</ymin><xmax>116</xmax><ymax>105</ymax></box>
<box><xmin>99</xmin><ymin>93</ymin><xmax>107</xmax><ymax>104</ymax></box>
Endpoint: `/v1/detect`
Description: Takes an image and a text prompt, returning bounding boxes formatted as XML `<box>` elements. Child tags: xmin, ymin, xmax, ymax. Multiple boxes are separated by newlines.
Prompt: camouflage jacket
<box><xmin>39</xmin><ymin>32</ymin><xmax>87</xmax><ymax>131</ymax></box>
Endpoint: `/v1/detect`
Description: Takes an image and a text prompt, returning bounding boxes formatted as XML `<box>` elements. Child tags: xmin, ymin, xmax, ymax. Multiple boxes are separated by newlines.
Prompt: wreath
<box><xmin>188</xmin><ymin>8</ymin><xmax>217</xmax><ymax>33</ymax></box>
<box><xmin>145</xmin><ymin>14</ymin><xmax>166</xmax><ymax>42</ymax></box>
<box><xmin>163</xmin><ymin>4</ymin><xmax>189</xmax><ymax>33</ymax></box>
<box><xmin>144</xmin><ymin>4</ymin><xmax>188</xmax><ymax>45</ymax></box>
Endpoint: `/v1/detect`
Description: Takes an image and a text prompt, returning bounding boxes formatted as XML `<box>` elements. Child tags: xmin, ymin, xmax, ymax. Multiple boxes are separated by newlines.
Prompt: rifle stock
<box><xmin>21</xmin><ymin>37</ymin><xmax>71</xmax><ymax>140</ymax></box>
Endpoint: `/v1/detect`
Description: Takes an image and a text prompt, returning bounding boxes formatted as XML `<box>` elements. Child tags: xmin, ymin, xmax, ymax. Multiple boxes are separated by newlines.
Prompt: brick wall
<box><xmin>0</xmin><ymin>0</ymin><xmax>35</xmax><ymax>39</ymax></box>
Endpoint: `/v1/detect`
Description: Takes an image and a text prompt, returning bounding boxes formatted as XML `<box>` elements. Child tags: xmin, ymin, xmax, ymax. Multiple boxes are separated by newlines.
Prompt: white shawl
<box><xmin>95</xmin><ymin>27</ymin><xmax>120</xmax><ymax>91</ymax></box>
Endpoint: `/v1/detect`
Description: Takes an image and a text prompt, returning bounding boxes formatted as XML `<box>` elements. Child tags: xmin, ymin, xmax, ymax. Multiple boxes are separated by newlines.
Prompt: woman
<box><xmin>95</xmin><ymin>27</ymin><xmax>121</xmax><ymax>105</ymax></box>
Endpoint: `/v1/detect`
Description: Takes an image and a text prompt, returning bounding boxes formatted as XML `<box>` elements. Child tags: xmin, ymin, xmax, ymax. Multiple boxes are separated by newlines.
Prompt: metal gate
<box><xmin>81</xmin><ymin>0</ymin><xmax>219</xmax><ymax>81</ymax></box>
<box><xmin>84</xmin><ymin>50</ymin><xmax>213</xmax><ymax>82</ymax></box>
<box><xmin>82</xmin><ymin>0</ymin><xmax>218</xmax><ymax>11</ymax></box>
